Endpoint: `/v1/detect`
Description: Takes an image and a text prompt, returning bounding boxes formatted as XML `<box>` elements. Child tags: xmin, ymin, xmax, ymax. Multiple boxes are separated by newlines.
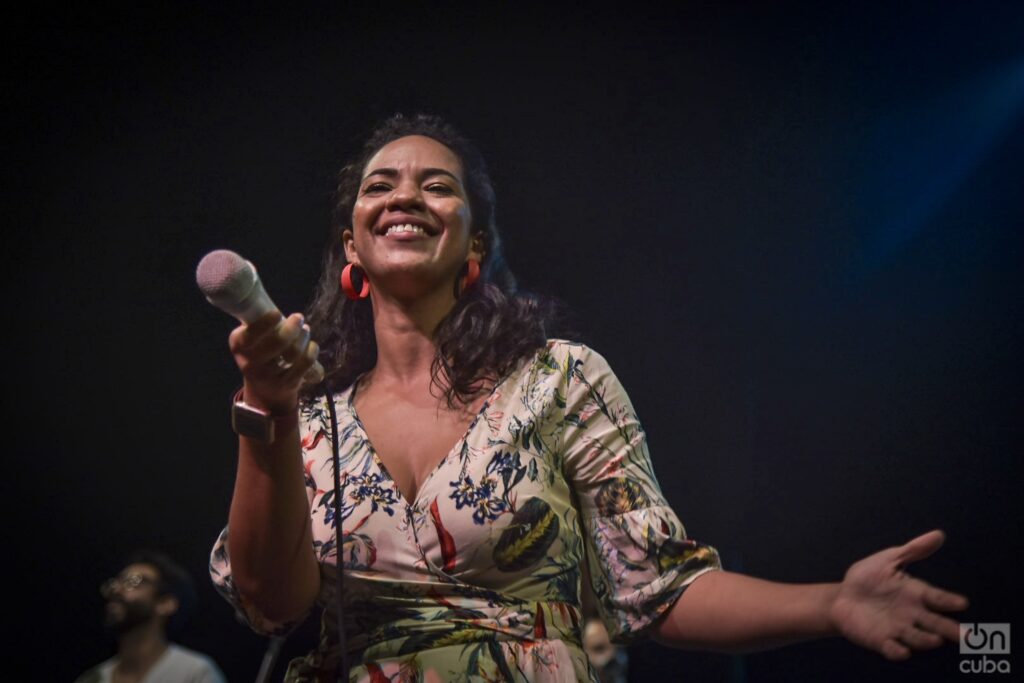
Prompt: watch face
<box><xmin>232</xmin><ymin>403</ymin><xmax>273</xmax><ymax>442</ymax></box>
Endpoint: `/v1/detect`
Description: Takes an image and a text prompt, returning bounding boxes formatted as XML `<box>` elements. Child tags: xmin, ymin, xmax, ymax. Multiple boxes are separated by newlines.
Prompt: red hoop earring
<box><xmin>461</xmin><ymin>260</ymin><xmax>480</xmax><ymax>292</ymax></box>
<box><xmin>340</xmin><ymin>263</ymin><xmax>370</xmax><ymax>300</ymax></box>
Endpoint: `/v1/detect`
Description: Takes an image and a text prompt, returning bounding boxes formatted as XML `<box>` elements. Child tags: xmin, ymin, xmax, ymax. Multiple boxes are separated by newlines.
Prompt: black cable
<box><xmin>324</xmin><ymin>386</ymin><xmax>350</xmax><ymax>682</ymax></box>
<box><xmin>254</xmin><ymin>636</ymin><xmax>284</xmax><ymax>683</ymax></box>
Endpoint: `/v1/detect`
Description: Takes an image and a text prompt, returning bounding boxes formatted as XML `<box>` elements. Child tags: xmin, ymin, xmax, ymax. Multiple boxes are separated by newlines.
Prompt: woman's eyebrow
<box><xmin>362</xmin><ymin>167</ymin><xmax>461</xmax><ymax>183</ymax></box>
<box><xmin>363</xmin><ymin>167</ymin><xmax>398</xmax><ymax>180</ymax></box>
<box><xmin>421</xmin><ymin>168</ymin><xmax>461</xmax><ymax>183</ymax></box>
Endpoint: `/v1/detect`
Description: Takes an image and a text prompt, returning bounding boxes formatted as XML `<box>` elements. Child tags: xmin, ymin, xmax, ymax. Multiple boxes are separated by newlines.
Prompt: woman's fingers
<box><xmin>229</xmin><ymin>311</ymin><xmax>283</xmax><ymax>353</ymax></box>
<box><xmin>278</xmin><ymin>340</ymin><xmax>320</xmax><ymax>384</ymax></box>
<box><xmin>880</xmin><ymin>639</ymin><xmax>911</xmax><ymax>661</ymax></box>
<box><xmin>897</xmin><ymin>625</ymin><xmax>944</xmax><ymax>651</ymax></box>
<box><xmin>270</xmin><ymin>321</ymin><xmax>310</xmax><ymax>369</ymax></box>
<box><xmin>227</xmin><ymin>312</ymin><xmax>318</xmax><ymax>410</ymax></box>
<box><xmin>916</xmin><ymin>610</ymin><xmax>964</xmax><ymax>643</ymax></box>
<box><xmin>924</xmin><ymin>585</ymin><xmax>969</xmax><ymax>612</ymax></box>
<box><xmin>249</xmin><ymin>315</ymin><xmax>307</xmax><ymax>364</ymax></box>
<box><xmin>231</xmin><ymin>313</ymin><xmax>311</xmax><ymax>372</ymax></box>
<box><xmin>895</xmin><ymin>529</ymin><xmax>946</xmax><ymax>566</ymax></box>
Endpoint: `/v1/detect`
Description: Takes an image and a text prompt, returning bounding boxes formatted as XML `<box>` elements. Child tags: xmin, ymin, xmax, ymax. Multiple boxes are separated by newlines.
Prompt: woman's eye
<box><xmin>363</xmin><ymin>182</ymin><xmax>390</xmax><ymax>193</ymax></box>
<box><xmin>427</xmin><ymin>184</ymin><xmax>454</xmax><ymax>194</ymax></box>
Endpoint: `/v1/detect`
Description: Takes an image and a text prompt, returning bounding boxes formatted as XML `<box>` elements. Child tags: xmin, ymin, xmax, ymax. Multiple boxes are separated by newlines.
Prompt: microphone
<box><xmin>196</xmin><ymin>249</ymin><xmax>324</xmax><ymax>384</ymax></box>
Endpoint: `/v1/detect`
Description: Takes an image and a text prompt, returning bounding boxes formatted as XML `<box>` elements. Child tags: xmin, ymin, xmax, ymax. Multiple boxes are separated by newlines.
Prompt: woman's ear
<box><xmin>342</xmin><ymin>228</ymin><xmax>358</xmax><ymax>265</ymax></box>
<box><xmin>469</xmin><ymin>232</ymin><xmax>486</xmax><ymax>263</ymax></box>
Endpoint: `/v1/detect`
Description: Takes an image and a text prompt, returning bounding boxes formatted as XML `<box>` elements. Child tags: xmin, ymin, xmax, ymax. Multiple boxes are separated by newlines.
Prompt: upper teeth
<box><xmin>386</xmin><ymin>223</ymin><xmax>426</xmax><ymax>235</ymax></box>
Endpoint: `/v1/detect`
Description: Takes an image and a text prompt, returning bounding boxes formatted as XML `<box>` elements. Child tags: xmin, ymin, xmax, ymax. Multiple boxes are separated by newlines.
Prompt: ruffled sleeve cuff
<box><xmin>209</xmin><ymin>526</ymin><xmax>307</xmax><ymax>636</ymax></box>
<box><xmin>583</xmin><ymin>504</ymin><xmax>722</xmax><ymax>644</ymax></box>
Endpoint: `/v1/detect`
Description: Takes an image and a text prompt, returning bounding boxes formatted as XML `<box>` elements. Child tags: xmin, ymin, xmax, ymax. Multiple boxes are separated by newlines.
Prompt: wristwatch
<box><xmin>230</xmin><ymin>388</ymin><xmax>298</xmax><ymax>443</ymax></box>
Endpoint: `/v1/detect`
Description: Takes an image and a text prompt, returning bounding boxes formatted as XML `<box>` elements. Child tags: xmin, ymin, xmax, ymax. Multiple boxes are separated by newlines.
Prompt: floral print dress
<box><xmin>211</xmin><ymin>341</ymin><xmax>721</xmax><ymax>682</ymax></box>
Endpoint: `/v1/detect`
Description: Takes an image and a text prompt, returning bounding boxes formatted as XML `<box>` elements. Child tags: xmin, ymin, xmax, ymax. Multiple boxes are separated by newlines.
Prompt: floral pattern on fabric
<box><xmin>211</xmin><ymin>341</ymin><xmax>721</xmax><ymax>682</ymax></box>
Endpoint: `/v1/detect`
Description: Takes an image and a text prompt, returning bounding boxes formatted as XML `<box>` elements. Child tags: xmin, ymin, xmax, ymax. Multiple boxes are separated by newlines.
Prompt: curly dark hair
<box><xmin>305</xmin><ymin>114</ymin><xmax>555</xmax><ymax>406</ymax></box>
<box><xmin>124</xmin><ymin>549</ymin><xmax>198</xmax><ymax>637</ymax></box>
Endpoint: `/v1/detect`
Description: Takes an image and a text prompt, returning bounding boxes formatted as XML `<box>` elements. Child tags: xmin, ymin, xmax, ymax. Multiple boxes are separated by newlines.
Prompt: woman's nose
<box><xmin>385</xmin><ymin>182</ymin><xmax>423</xmax><ymax>211</ymax></box>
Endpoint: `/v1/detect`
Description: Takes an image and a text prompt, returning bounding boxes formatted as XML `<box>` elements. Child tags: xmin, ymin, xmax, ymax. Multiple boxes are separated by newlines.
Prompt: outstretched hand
<box><xmin>829</xmin><ymin>529</ymin><xmax>969</xmax><ymax>660</ymax></box>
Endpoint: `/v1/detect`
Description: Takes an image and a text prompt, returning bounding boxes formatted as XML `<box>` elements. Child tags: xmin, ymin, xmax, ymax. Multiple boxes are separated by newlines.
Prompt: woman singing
<box><xmin>210</xmin><ymin>114</ymin><xmax>967</xmax><ymax>682</ymax></box>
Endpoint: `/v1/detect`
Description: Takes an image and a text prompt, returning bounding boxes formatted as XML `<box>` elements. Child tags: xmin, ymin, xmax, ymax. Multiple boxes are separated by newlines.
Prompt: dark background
<box><xmin>6</xmin><ymin>2</ymin><xmax>1021</xmax><ymax>681</ymax></box>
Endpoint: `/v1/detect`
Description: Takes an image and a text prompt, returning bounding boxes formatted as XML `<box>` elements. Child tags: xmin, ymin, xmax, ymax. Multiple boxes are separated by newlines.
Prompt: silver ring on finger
<box><xmin>274</xmin><ymin>355</ymin><xmax>295</xmax><ymax>372</ymax></box>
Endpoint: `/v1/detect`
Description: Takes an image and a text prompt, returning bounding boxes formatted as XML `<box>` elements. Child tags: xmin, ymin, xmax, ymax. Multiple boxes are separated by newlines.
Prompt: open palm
<box><xmin>829</xmin><ymin>530</ymin><xmax>969</xmax><ymax>660</ymax></box>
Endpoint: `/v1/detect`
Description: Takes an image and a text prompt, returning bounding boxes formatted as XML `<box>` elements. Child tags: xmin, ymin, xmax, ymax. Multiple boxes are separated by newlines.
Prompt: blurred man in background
<box><xmin>75</xmin><ymin>550</ymin><xmax>224</xmax><ymax>683</ymax></box>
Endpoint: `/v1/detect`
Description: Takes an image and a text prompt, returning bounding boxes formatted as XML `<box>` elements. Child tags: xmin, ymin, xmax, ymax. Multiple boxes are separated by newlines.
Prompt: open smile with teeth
<box><xmin>384</xmin><ymin>223</ymin><xmax>432</xmax><ymax>236</ymax></box>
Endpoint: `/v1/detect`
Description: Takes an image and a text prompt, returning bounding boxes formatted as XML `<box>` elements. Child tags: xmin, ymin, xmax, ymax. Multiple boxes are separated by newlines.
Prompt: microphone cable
<box><xmin>324</xmin><ymin>384</ymin><xmax>350</xmax><ymax>683</ymax></box>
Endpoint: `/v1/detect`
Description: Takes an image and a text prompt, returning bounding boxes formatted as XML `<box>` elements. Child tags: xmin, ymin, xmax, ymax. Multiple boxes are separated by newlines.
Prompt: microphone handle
<box><xmin>230</xmin><ymin>265</ymin><xmax>325</xmax><ymax>385</ymax></box>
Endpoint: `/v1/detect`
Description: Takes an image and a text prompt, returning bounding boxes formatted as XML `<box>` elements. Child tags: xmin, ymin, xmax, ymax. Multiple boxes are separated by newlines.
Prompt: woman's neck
<box><xmin>368</xmin><ymin>285</ymin><xmax>455</xmax><ymax>387</ymax></box>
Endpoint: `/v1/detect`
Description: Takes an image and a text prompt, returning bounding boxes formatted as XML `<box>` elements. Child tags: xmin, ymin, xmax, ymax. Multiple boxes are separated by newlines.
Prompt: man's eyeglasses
<box><xmin>100</xmin><ymin>573</ymin><xmax>156</xmax><ymax>597</ymax></box>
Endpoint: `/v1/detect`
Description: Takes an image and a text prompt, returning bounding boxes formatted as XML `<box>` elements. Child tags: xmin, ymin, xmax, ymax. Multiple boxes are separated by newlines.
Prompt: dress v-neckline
<box><xmin>346</xmin><ymin>378</ymin><xmax>503</xmax><ymax>508</ymax></box>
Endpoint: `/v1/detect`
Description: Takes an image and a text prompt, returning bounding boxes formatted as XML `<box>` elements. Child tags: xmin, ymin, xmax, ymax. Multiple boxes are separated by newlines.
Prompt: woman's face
<box><xmin>345</xmin><ymin>135</ymin><xmax>481</xmax><ymax>297</ymax></box>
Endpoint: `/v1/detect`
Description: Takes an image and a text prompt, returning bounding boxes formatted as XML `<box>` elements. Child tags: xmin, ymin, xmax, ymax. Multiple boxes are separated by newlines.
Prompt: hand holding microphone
<box><xmin>196</xmin><ymin>249</ymin><xmax>324</xmax><ymax>413</ymax></box>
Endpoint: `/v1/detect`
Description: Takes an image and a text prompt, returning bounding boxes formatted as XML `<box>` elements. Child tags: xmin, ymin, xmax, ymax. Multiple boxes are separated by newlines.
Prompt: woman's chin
<box><xmin>368</xmin><ymin>269</ymin><xmax>456</xmax><ymax>300</ymax></box>
<box><xmin>371</xmin><ymin>260</ymin><xmax>461</xmax><ymax>289</ymax></box>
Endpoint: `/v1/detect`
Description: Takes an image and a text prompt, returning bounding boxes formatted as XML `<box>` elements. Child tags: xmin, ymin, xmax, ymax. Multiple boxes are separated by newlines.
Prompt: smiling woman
<box><xmin>208</xmin><ymin>114</ymin><xmax>968</xmax><ymax>683</ymax></box>
<box><xmin>307</xmin><ymin>116</ymin><xmax>552</xmax><ymax>408</ymax></box>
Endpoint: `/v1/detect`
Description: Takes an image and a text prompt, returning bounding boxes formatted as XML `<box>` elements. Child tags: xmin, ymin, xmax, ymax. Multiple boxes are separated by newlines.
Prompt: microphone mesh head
<box><xmin>196</xmin><ymin>249</ymin><xmax>255</xmax><ymax>302</ymax></box>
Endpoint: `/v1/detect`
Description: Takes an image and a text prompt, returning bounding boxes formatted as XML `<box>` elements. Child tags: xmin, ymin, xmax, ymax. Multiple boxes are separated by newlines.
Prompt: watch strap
<box><xmin>231</xmin><ymin>388</ymin><xmax>299</xmax><ymax>443</ymax></box>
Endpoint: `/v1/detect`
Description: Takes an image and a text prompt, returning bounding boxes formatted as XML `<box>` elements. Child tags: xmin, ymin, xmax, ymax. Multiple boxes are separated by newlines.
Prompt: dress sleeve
<box><xmin>559</xmin><ymin>344</ymin><xmax>722</xmax><ymax>643</ymax></box>
<box><xmin>209</xmin><ymin>527</ymin><xmax>302</xmax><ymax>636</ymax></box>
<box><xmin>208</xmin><ymin>400</ymin><xmax>324</xmax><ymax>637</ymax></box>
